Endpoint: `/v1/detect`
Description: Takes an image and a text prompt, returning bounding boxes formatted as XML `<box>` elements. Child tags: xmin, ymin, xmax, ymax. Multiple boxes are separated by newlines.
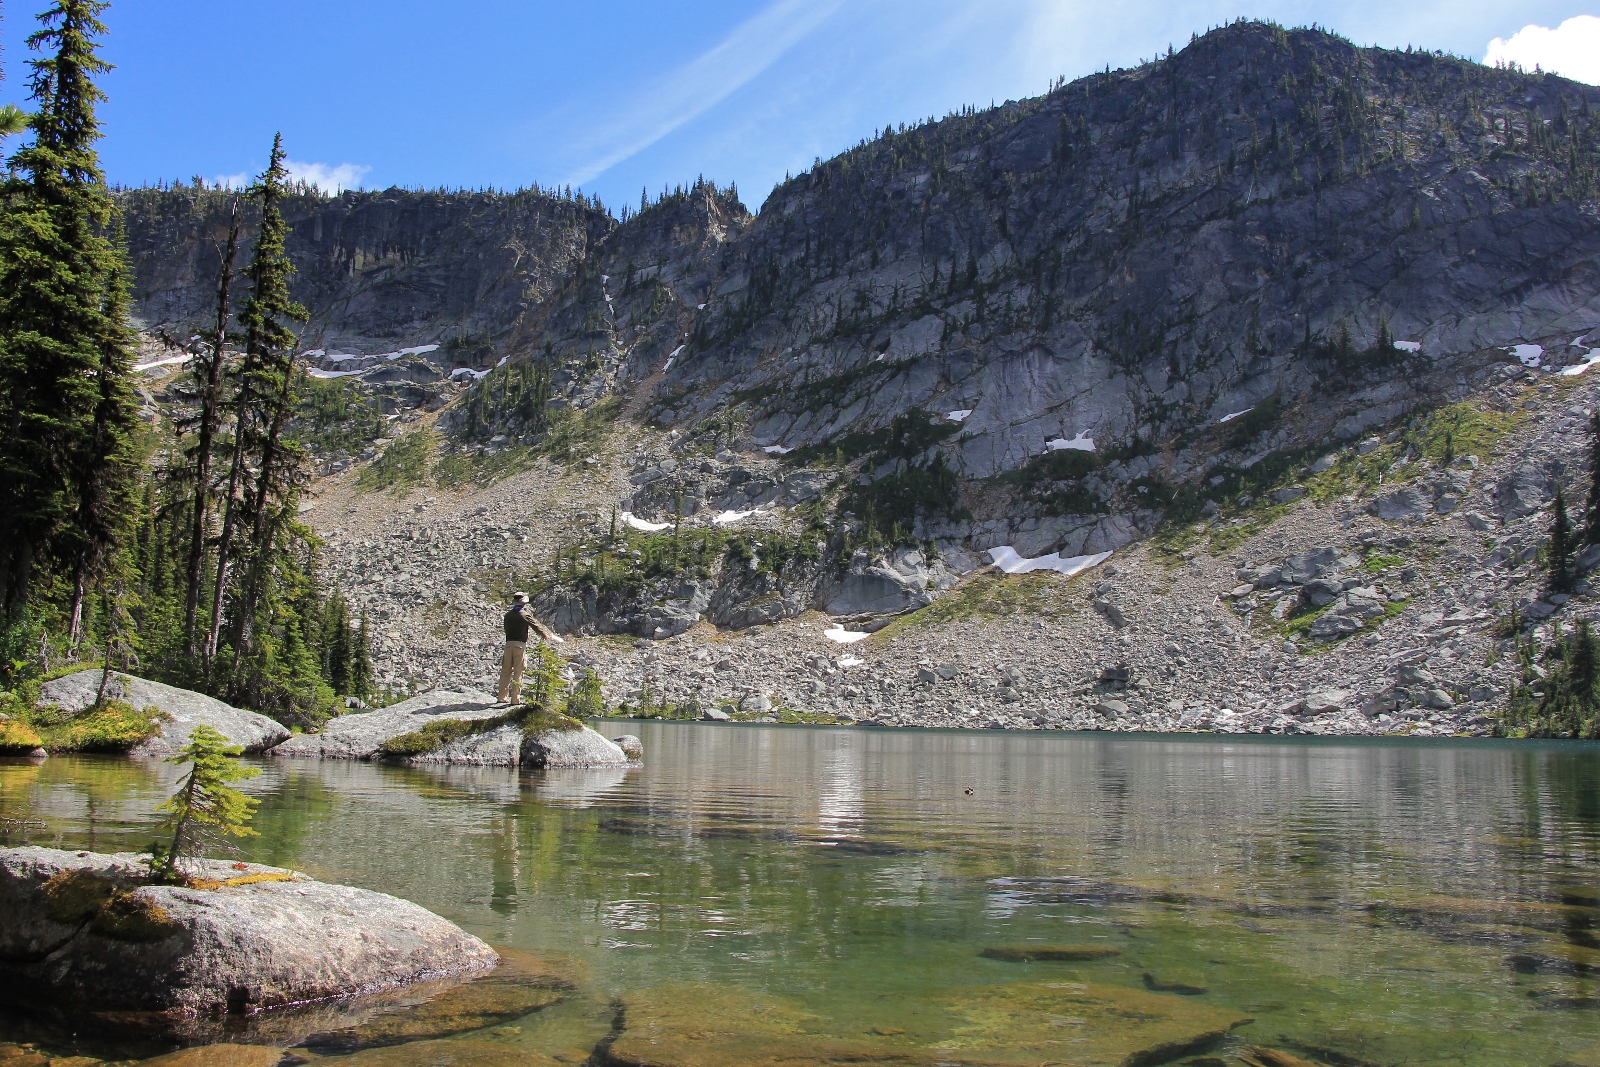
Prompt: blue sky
<box><xmin>0</xmin><ymin>1</ymin><xmax>1593</xmax><ymax>214</ymax></box>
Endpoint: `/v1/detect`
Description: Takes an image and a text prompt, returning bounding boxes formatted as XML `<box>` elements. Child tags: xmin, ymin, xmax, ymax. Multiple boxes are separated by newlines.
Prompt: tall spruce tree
<box><xmin>64</xmin><ymin>211</ymin><xmax>140</xmax><ymax>644</ymax></box>
<box><xmin>205</xmin><ymin>135</ymin><xmax>307</xmax><ymax>672</ymax></box>
<box><xmin>0</xmin><ymin>0</ymin><xmax>137</xmax><ymax>633</ymax></box>
<box><xmin>227</xmin><ymin>134</ymin><xmax>308</xmax><ymax>681</ymax></box>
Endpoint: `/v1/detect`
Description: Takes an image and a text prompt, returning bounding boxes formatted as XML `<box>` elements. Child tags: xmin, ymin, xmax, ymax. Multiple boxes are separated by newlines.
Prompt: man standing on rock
<box><xmin>498</xmin><ymin>593</ymin><xmax>556</xmax><ymax>705</ymax></box>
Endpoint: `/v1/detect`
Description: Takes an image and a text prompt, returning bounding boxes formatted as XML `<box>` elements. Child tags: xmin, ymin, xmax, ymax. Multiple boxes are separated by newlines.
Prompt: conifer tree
<box><xmin>147</xmin><ymin>724</ymin><xmax>260</xmax><ymax>883</ymax></box>
<box><xmin>0</xmin><ymin>0</ymin><xmax>135</xmax><ymax>629</ymax></box>
<box><xmin>1585</xmin><ymin>411</ymin><xmax>1600</xmax><ymax>545</ymax></box>
<box><xmin>64</xmin><ymin>211</ymin><xmax>140</xmax><ymax>645</ymax></box>
<box><xmin>1550</xmin><ymin>482</ymin><xmax>1575</xmax><ymax>593</ymax></box>
<box><xmin>205</xmin><ymin>135</ymin><xmax>308</xmax><ymax>672</ymax></box>
<box><xmin>182</xmin><ymin>201</ymin><xmax>241</xmax><ymax>657</ymax></box>
<box><xmin>351</xmin><ymin>607</ymin><xmax>374</xmax><ymax>703</ymax></box>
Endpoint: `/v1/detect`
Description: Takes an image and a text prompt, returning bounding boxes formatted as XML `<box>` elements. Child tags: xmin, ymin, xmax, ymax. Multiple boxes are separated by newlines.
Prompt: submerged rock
<box><xmin>932</xmin><ymin>980</ymin><xmax>1248</xmax><ymax>1065</ymax></box>
<box><xmin>302</xmin><ymin>951</ymin><xmax>577</xmax><ymax>1052</ymax></box>
<box><xmin>602</xmin><ymin>984</ymin><xmax>928</xmax><ymax>1067</ymax></box>
<box><xmin>978</xmin><ymin>944</ymin><xmax>1122</xmax><ymax>962</ymax></box>
<box><xmin>311</xmin><ymin>1039</ymin><xmax>567</xmax><ymax>1067</ymax></box>
<box><xmin>37</xmin><ymin>671</ymin><xmax>288</xmax><ymax>757</ymax></box>
<box><xmin>0</xmin><ymin>847</ymin><xmax>498</xmax><ymax>1016</ymax></box>
<box><xmin>136</xmin><ymin>1047</ymin><xmax>283</xmax><ymax>1067</ymax></box>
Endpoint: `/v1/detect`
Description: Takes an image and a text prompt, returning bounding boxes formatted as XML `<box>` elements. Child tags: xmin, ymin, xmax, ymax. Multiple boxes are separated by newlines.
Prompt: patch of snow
<box><xmin>946</xmin><ymin>409</ymin><xmax>973</xmax><ymax>422</ymax></box>
<box><xmin>762</xmin><ymin>445</ymin><xmax>792</xmax><ymax>455</ymax></box>
<box><xmin>1218</xmin><ymin>407</ymin><xmax>1254</xmax><ymax>424</ymax></box>
<box><xmin>712</xmin><ymin>509</ymin><xmax>756</xmax><ymax>526</ymax></box>
<box><xmin>301</xmin><ymin>349</ymin><xmax>327</xmax><ymax>360</ymax></box>
<box><xmin>601</xmin><ymin>275</ymin><xmax>609</xmax><ymax>283</ymax></box>
<box><xmin>1512</xmin><ymin>343</ymin><xmax>1543</xmax><ymax>367</ymax></box>
<box><xmin>619</xmin><ymin>512</ymin><xmax>673</xmax><ymax>533</ymax></box>
<box><xmin>663</xmin><ymin>359</ymin><xmax>674</xmax><ymax>371</ymax></box>
<box><xmin>697</xmin><ymin>303</ymin><xmax>707</xmax><ymax>310</ymax></box>
<box><xmin>450</xmin><ymin>367</ymin><xmax>490</xmax><ymax>381</ymax></box>
<box><xmin>1045</xmin><ymin>431</ymin><xmax>1096</xmax><ymax>452</ymax></box>
<box><xmin>133</xmin><ymin>355</ymin><xmax>188</xmax><ymax>373</ymax></box>
<box><xmin>379</xmin><ymin>344</ymin><xmax>440</xmax><ymax>362</ymax></box>
<box><xmin>837</xmin><ymin>655</ymin><xmax>864</xmax><ymax>668</ymax></box>
<box><xmin>874</xmin><ymin>353</ymin><xmax>886</xmax><ymax>362</ymax></box>
<box><xmin>495</xmin><ymin>356</ymin><xmax>509</xmax><ymax>369</ymax></box>
<box><xmin>1393</xmin><ymin>340</ymin><xmax>1422</xmax><ymax>353</ymax></box>
<box><xmin>986</xmin><ymin>546</ymin><xmax>1113</xmax><ymax>577</ymax></box>
<box><xmin>823</xmin><ymin>626</ymin><xmax>871</xmax><ymax>645</ymax></box>
<box><xmin>1564</xmin><ymin>350</ymin><xmax>1600</xmax><ymax>377</ymax></box>
<box><xmin>308</xmin><ymin>368</ymin><xmax>365</xmax><ymax>379</ymax></box>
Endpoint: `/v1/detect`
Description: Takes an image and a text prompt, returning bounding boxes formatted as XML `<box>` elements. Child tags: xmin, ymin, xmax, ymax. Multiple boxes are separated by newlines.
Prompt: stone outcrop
<box><xmin>0</xmin><ymin>847</ymin><xmax>498</xmax><ymax>1016</ymax></box>
<box><xmin>36</xmin><ymin>671</ymin><xmax>288</xmax><ymax>757</ymax></box>
<box><xmin>272</xmin><ymin>689</ymin><xmax>634</xmax><ymax>767</ymax></box>
<box><xmin>272</xmin><ymin>689</ymin><xmax>503</xmax><ymax>760</ymax></box>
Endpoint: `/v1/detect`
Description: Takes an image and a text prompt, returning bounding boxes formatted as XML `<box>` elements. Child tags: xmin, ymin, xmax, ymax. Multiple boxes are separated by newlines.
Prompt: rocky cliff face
<box><xmin>121</xmin><ymin>185</ymin><xmax>614</xmax><ymax>359</ymax></box>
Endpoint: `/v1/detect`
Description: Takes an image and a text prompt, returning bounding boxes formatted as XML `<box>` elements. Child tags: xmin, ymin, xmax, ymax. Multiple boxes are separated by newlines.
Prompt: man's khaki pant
<box><xmin>498</xmin><ymin>641</ymin><xmax>526</xmax><ymax>703</ymax></box>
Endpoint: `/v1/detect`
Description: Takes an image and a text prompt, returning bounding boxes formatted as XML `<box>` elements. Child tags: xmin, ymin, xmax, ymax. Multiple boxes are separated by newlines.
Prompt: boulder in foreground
<box><xmin>0</xmin><ymin>847</ymin><xmax>498</xmax><ymax>1016</ymax></box>
<box><xmin>273</xmin><ymin>689</ymin><xmax>635</xmax><ymax>768</ymax></box>
<box><xmin>37</xmin><ymin>671</ymin><xmax>288</xmax><ymax>757</ymax></box>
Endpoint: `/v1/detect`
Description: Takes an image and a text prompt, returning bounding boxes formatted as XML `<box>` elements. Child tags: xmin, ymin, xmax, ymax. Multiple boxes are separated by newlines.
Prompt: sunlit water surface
<box><xmin>4</xmin><ymin>724</ymin><xmax>1600</xmax><ymax>1065</ymax></box>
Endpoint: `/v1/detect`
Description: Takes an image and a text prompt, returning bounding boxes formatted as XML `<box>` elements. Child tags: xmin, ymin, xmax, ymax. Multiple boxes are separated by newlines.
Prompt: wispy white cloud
<box><xmin>1485</xmin><ymin>15</ymin><xmax>1600</xmax><ymax>84</ymax></box>
<box><xmin>556</xmin><ymin>0</ymin><xmax>845</xmax><ymax>186</ymax></box>
<box><xmin>211</xmin><ymin>159</ymin><xmax>371</xmax><ymax>193</ymax></box>
<box><xmin>285</xmin><ymin>159</ymin><xmax>371</xmax><ymax>192</ymax></box>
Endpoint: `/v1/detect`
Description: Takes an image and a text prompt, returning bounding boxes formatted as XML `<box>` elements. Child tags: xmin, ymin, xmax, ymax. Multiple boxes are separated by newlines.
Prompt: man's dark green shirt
<box><xmin>504</xmin><ymin>607</ymin><xmax>532</xmax><ymax>643</ymax></box>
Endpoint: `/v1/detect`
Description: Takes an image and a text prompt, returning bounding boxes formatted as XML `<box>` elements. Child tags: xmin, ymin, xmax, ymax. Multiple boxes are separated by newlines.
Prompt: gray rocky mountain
<box><xmin>119</xmin><ymin>23</ymin><xmax>1600</xmax><ymax>736</ymax></box>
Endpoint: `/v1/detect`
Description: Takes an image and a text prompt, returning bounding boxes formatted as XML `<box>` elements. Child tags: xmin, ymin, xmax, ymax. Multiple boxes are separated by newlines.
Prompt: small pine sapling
<box><xmin>147</xmin><ymin>724</ymin><xmax>260</xmax><ymax>884</ymax></box>
<box><xmin>567</xmin><ymin>668</ymin><xmax>604</xmax><ymax>718</ymax></box>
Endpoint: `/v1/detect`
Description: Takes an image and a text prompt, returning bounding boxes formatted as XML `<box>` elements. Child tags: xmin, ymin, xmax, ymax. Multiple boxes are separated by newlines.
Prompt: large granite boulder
<box><xmin>37</xmin><ymin>671</ymin><xmax>288</xmax><ymax>757</ymax></box>
<box><xmin>0</xmin><ymin>847</ymin><xmax>498</xmax><ymax>1016</ymax></box>
<box><xmin>272</xmin><ymin>690</ymin><xmax>503</xmax><ymax>760</ymax></box>
<box><xmin>274</xmin><ymin>690</ymin><xmax>634</xmax><ymax>768</ymax></box>
<box><xmin>822</xmin><ymin>546</ymin><xmax>955</xmax><ymax>616</ymax></box>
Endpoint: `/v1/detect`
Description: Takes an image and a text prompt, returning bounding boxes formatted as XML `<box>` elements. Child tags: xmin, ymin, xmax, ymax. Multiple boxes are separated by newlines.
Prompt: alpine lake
<box><xmin>3</xmin><ymin>723</ymin><xmax>1600</xmax><ymax>1067</ymax></box>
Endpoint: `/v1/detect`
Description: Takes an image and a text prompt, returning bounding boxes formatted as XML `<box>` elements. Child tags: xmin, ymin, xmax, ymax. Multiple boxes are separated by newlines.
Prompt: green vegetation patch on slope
<box><xmin>358</xmin><ymin>430</ymin><xmax>436</xmax><ymax>493</ymax></box>
<box><xmin>873</xmin><ymin>570</ymin><xmax>1072</xmax><ymax>642</ymax></box>
<box><xmin>1153</xmin><ymin>399</ymin><xmax>1525</xmax><ymax>563</ymax></box>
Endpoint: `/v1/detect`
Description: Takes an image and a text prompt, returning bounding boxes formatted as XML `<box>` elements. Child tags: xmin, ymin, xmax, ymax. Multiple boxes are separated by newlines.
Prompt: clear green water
<box><xmin>5</xmin><ymin>724</ymin><xmax>1600</xmax><ymax>1066</ymax></box>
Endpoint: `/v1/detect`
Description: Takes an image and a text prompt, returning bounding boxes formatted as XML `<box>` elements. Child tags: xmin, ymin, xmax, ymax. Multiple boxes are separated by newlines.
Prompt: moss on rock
<box><xmin>37</xmin><ymin>700</ymin><xmax>169</xmax><ymax>753</ymax></box>
<box><xmin>90</xmin><ymin>891</ymin><xmax>180</xmax><ymax>942</ymax></box>
<box><xmin>0</xmin><ymin>717</ymin><xmax>43</xmax><ymax>754</ymax></box>
<box><xmin>43</xmin><ymin>869</ymin><xmax>120</xmax><ymax>924</ymax></box>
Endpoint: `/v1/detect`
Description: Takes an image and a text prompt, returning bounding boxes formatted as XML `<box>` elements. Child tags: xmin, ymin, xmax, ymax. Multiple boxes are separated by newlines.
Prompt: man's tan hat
<box><xmin>513</xmin><ymin>591</ymin><xmax>528</xmax><ymax>602</ymax></box>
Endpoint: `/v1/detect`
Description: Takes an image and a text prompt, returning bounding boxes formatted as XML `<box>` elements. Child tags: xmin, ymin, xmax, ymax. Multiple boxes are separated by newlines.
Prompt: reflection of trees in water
<box><xmin>1</xmin><ymin>754</ymin><xmax>169</xmax><ymax>851</ymax></box>
<box><xmin>1511</xmin><ymin>743</ymin><xmax>1600</xmax><ymax>877</ymax></box>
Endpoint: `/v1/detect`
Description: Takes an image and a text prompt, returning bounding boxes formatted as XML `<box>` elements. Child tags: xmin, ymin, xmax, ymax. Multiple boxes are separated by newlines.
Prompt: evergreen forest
<box><xmin>0</xmin><ymin>0</ymin><xmax>371</xmax><ymax>729</ymax></box>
